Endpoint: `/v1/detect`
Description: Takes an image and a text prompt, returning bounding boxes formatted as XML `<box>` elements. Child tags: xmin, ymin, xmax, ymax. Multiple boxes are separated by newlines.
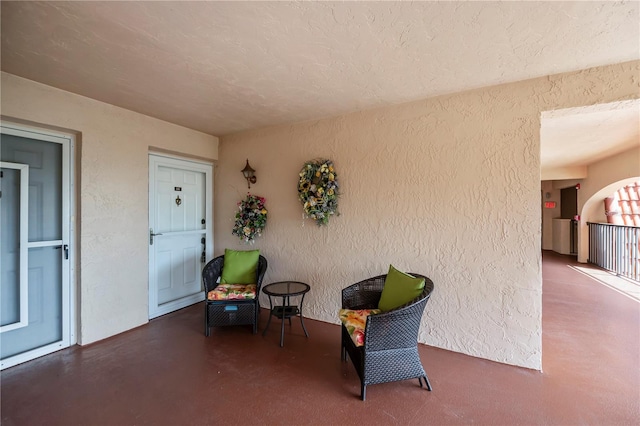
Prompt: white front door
<box><xmin>149</xmin><ymin>154</ymin><xmax>213</xmax><ymax>319</ymax></box>
<box><xmin>0</xmin><ymin>123</ymin><xmax>74</xmax><ymax>370</ymax></box>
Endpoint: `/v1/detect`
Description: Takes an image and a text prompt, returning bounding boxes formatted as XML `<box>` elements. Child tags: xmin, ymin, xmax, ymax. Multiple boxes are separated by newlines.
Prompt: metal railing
<box><xmin>588</xmin><ymin>222</ymin><xmax>640</xmax><ymax>282</ymax></box>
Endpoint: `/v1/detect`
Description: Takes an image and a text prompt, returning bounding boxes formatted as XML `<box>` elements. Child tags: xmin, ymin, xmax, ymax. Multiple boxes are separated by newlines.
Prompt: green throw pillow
<box><xmin>220</xmin><ymin>249</ymin><xmax>260</xmax><ymax>284</ymax></box>
<box><xmin>378</xmin><ymin>265</ymin><xmax>425</xmax><ymax>312</ymax></box>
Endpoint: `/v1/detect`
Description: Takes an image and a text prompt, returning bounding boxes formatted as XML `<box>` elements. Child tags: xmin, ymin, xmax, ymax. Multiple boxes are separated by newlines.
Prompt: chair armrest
<box><xmin>256</xmin><ymin>255</ymin><xmax>268</xmax><ymax>292</ymax></box>
<box><xmin>364</xmin><ymin>296</ymin><xmax>429</xmax><ymax>351</ymax></box>
<box><xmin>202</xmin><ymin>256</ymin><xmax>224</xmax><ymax>293</ymax></box>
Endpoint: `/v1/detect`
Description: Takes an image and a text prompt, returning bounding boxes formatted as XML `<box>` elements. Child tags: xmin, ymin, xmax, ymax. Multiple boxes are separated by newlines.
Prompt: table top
<box><xmin>262</xmin><ymin>281</ymin><xmax>310</xmax><ymax>297</ymax></box>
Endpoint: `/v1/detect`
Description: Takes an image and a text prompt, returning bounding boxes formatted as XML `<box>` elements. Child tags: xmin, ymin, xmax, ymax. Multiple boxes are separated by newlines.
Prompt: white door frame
<box><xmin>148</xmin><ymin>153</ymin><xmax>213</xmax><ymax>319</ymax></box>
<box><xmin>0</xmin><ymin>122</ymin><xmax>76</xmax><ymax>370</ymax></box>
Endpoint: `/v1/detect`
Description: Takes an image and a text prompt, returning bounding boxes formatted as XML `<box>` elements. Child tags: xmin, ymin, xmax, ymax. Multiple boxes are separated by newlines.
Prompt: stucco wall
<box><xmin>579</xmin><ymin>146</ymin><xmax>640</xmax><ymax>216</ymax></box>
<box><xmin>1</xmin><ymin>72</ymin><xmax>219</xmax><ymax>344</ymax></box>
<box><xmin>215</xmin><ymin>61</ymin><xmax>639</xmax><ymax>370</ymax></box>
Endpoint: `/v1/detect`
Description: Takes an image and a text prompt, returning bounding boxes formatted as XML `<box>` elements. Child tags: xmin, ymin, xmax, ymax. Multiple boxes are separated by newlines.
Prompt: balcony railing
<box><xmin>588</xmin><ymin>222</ymin><xmax>640</xmax><ymax>282</ymax></box>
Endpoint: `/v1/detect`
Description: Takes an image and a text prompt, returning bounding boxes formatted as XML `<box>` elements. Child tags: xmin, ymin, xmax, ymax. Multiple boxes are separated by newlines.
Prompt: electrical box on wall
<box><xmin>544</xmin><ymin>201</ymin><xmax>557</xmax><ymax>209</ymax></box>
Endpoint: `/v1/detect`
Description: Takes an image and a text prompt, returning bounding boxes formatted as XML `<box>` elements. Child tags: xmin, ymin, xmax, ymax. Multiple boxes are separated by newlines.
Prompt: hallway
<box><xmin>1</xmin><ymin>251</ymin><xmax>638</xmax><ymax>425</ymax></box>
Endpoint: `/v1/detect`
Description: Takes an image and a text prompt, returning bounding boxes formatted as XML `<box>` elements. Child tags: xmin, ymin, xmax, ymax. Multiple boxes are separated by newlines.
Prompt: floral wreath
<box><xmin>298</xmin><ymin>159</ymin><xmax>339</xmax><ymax>226</ymax></box>
<box><xmin>232</xmin><ymin>194</ymin><xmax>267</xmax><ymax>243</ymax></box>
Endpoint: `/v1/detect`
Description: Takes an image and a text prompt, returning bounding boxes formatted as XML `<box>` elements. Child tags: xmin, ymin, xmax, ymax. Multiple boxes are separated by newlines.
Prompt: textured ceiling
<box><xmin>1</xmin><ymin>1</ymin><xmax>639</xmax><ymax>167</ymax></box>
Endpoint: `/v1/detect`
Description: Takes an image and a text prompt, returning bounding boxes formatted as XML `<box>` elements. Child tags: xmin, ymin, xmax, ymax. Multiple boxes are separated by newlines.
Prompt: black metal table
<box><xmin>262</xmin><ymin>281</ymin><xmax>310</xmax><ymax>347</ymax></box>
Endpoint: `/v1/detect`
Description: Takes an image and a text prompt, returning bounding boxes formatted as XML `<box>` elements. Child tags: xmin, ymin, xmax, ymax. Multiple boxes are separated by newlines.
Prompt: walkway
<box><xmin>1</xmin><ymin>251</ymin><xmax>638</xmax><ymax>424</ymax></box>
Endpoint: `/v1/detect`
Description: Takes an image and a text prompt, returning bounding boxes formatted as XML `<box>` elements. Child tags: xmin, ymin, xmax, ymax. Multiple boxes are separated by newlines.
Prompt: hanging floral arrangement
<box><xmin>232</xmin><ymin>194</ymin><xmax>267</xmax><ymax>243</ymax></box>
<box><xmin>298</xmin><ymin>159</ymin><xmax>340</xmax><ymax>226</ymax></box>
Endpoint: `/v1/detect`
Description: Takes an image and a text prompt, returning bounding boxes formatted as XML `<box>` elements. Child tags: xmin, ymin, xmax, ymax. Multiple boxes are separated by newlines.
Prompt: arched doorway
<box><xmin>579</xmin><ymin>177</ymin><xmax>640</xmax><ymax>272</ymax></box>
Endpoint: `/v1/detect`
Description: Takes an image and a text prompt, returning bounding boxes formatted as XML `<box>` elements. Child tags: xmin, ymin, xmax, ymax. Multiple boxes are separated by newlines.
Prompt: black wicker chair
<box><xmin>203</xmin><ymin>255</ymin><xmax>267</xmax><ymax>335</ymax></box>
<box><xmin>341</xmin><ymin>273</ymin><xmax>435</xmax><ymax>400</ymax></box>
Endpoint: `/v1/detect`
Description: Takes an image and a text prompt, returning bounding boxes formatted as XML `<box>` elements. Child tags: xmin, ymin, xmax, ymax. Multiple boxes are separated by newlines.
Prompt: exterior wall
<box><xmin>1</xmin><ymin>72</ymin><xmax>219</xmax><ymax>344</ymax></box>
<box><xmin>215</xmin><ymin>61</ymin><xmax>639</xmax><ymax>370</ymax></box>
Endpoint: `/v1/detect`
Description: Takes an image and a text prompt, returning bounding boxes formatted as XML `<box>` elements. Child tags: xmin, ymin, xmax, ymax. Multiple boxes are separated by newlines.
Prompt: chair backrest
<box><xmin>202</xmin><ymin>255</ymin><xmax>268</xmax><ymax>293</ymax></box>
<box><xmin>362</xmin><ymin>274</ymin><xmax>434</xmax><ymax>351</ymax></box>
<box><xmin>342</xmin><ymin>273</ymin><xmax>434</xmax><ymax>311</ymax></box>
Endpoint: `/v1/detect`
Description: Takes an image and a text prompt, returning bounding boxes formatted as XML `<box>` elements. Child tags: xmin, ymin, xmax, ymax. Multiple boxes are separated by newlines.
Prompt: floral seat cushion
<box><xmin>207</xmin><ymin>283</ymin><xmax>257</xmax><ymax>301</ymax></box>
<box><xmin>339</xmin><ymin>308</ymin><xmax>381</xmax><ymax>347</ymax></box>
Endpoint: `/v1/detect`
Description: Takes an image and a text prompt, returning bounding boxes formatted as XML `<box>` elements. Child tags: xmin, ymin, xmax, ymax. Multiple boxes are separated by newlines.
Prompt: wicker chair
<box><xmin>203</xmin><ymin>255</ymin><xmax>268</xmax><ymax>335</ymax></box>
<box><xmin>341</xmin><ymin>274</ymin><xmax>435</xmax><ymax>400</ymax></box>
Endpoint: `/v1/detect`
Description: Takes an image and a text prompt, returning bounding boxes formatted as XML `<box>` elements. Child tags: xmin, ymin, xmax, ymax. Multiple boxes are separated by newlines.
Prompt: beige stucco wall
<box><xmin>1</xmin><ymin>72</ymin><xmax>219</xmax><ymax>344</ymax></box>
<box><xmin>215</xmin><ymin>61</ymin><xmax>639</xmax><ymax>370</ymax></box>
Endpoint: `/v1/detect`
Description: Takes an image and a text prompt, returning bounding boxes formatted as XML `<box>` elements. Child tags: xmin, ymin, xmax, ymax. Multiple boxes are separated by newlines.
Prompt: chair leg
<box><xmin>252</xmin><ymin>305</ymin><xmax>258</xmax><ymax>334</ymax></box>
<box><xmin>204</xmin><ymin>304</ymin><xmax>210</xmax><ymax>337</ymax></box>
<box><xmin>361</xmin><ymin>383</ymin><xmax>366</xmax><ymax>401</ymax></box>
<box><xmin>423</xmin><ymin>374</ymin><xmax>432</xmax><ymax>391</ymax></box>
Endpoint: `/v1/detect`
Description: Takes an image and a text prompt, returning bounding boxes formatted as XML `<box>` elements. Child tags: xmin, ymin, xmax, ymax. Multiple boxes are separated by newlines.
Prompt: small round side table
<box><xmin>262</xmin><ymin>281</ymin><xmax>310</xmax><ymax>347</ymax></box>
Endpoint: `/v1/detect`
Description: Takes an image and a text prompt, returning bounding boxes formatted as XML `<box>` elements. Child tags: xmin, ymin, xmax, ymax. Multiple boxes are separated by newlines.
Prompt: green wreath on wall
<box><xmin>231</xmin><ymin>194</ymin><xmax>267</xmax><ymax>243</ymax></box>
<box><xmin>297</xmin><ymin>159</ymin><xmax>339</xmax><ymax>226</ymax></box>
